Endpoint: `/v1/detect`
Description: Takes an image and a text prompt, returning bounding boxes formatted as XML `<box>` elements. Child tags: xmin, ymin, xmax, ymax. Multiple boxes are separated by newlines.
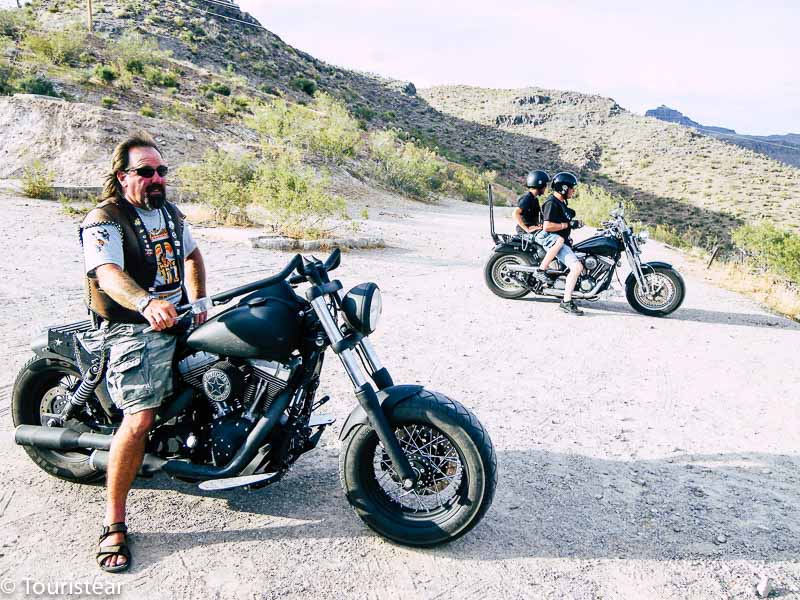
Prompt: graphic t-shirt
<box><xmin>82</xmin><ymin>207</ymin><xmax>197</xmax><ymax>305</ymax></box>
<box><xmin>540</xmin><ymin>194</ymin><xmax>576</xmax><ymax>241</ymax></box>
<box><xmin>516</xmin><ymin>191</ymin><xmax>541</xmax><ymax>227</ymax></box>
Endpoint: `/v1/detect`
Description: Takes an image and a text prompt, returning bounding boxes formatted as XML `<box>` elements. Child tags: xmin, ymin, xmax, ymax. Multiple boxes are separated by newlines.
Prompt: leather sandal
<box><xmin>96</xmin><ymin>522</ymin><xmax>131</xmax><ymax>573</ymax></box>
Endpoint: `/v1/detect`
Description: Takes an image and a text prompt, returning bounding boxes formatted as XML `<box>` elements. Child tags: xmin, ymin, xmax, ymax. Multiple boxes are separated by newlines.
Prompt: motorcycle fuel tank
<box><xmin>187</xmin><ymin>282</ymin><xmax>302</xmax><ymax>361</ymax></box>
<box><xmin>573</xmin><ymin>234</ymin><xmax>622</xmax><ymax>257</ymax></box>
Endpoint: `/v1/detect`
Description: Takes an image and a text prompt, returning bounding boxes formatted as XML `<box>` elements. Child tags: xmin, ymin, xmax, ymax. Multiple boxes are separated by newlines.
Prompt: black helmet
<box><xmin>525</xmin><ymin>170</ymin><xmax>550</xmax><ymax>190</ymax></box>
<box><xmin>551</xmin><ymin>171</ymin><xmax>579</xmax><ymax>195</ymax></box>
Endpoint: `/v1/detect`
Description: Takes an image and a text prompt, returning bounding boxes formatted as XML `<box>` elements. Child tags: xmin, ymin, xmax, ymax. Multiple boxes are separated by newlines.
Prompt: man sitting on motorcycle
<box><xmin>80</xmin><ymin>132</ymin><xmax>208</xmax><ymax>572</ymax></box>
<box><xmin>513</xmin><ymin>170</ymin><xmax>550</xmax><ymax>235</ymax></box>
<box><xmin>534</xmin><ymin>172</ymin><xmax>585</xmax><ymax>315</ymax></box>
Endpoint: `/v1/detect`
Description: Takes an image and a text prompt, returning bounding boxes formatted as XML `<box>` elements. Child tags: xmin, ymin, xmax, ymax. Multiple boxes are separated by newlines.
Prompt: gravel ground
<box><xmin>1</xmin><ymin>194</ymin><xmax>799</xmax><ymax>599</ymax></box>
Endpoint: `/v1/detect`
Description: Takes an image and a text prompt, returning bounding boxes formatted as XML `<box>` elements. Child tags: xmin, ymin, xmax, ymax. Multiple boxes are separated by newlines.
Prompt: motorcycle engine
<box><xmin>578</xmin><ymin>255</ymin><xmax>615</xmax><ymax>293</ymax></box>
<box><xmin>177</xmin><ymin>353</ymin><xmax>294</xmax><ymax>465</ymax></box>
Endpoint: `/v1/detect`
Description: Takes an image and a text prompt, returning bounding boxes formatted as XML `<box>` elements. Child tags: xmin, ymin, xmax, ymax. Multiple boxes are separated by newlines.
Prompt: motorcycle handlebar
<box><xmin>211</xmin><ymin>254</ymin><xmax>304</xmax><ymax>305</ymax></box>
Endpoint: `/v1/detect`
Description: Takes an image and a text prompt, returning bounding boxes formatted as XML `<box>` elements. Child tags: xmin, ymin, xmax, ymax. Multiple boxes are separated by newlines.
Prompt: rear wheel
<box><xmin>484</xmin><ymin>252</ymin><xmax>534</xmax><ymax>299</ymax></box>
<box><xmin>340</xmin><ymin>390</ymin><xmax>497</xmax><ymax>546</ymax></box>
<box><xmin>626</xmin><ymin>266</ymin><xmax>685</xmax><ymax>317</ymax></box>
<box><xmin>12</xmin><ymin>356</ymin><xmax>105</xmax><ymax>483</ymax></box>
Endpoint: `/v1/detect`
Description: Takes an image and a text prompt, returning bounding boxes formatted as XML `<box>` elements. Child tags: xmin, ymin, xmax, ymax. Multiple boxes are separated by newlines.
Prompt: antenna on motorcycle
<box><xmin>488</xmin><ymin>184</ymin><xmax>499</xmax><ymax>243</ymax></box>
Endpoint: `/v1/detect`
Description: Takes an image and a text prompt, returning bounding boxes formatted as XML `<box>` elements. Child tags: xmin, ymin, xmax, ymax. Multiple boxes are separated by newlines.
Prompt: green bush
<box><xmin>290</xmin><ymin>76</ymin><xmax>316</xmax><ymax>96</ymax></box>
<box><xmin>21</xmin><ymin>160</ymin><xmax>55</xmax><ymax>199</ymax></box>
<box><xmin>94</xmin><ymin>64</ymin><xmax>118</xmax><ymax>83</ymax></box>
<box><xmin>139</xmin><ymin>103</ymin><xmax>155</xmax><ymax>117</ymax></box>
<box><xmin>144</xmin><ymin>65</ymin><xmax>178</xmax><ymax>87</ymax></box>
<box><xmin>0</xmin><ymin>8</ymin><xmax>26</xmax><ymax>39</ymax></box>
<box><xmin>366</xmin><ymin>129</ymin><xmax>444</xmax><ymax>200</ymax></box>
<box><xmin>124</xmin><ymin>58</ymin><xmax>144</xmax><ymax>74</ymax></box>
<box><xmin>569</xmin><ymin>184</ymin><xmax>628</xmax><ymax>227</ymax></box>
<box><xmin>101</xmin><ymin>96</ymin><xmax>116</xmax><ymax>108</ymax></box>
<box><xmin>17</xmin><ymin>74</ymin><xmax>58</xmax><ymax>96</ymax></box>
<box><xmin>24</xmin><ymin>29</ymin><xmax>86</xmax><ymax>66</ymax></box>
<box><xmin>110</xmin><ymin>31</ymin><xmax>169</xmax><ymax>68</ymax></box>
<box><xmin>176</xmin><ymin>149</ymin><xmax>256</xmax><ymax>224</ymax></box>
<box><xmin>251</xmin><ymin>152</ymin><xmax>347</xmax><ymax>238</ymax></box>
<box><xmin>352</xmin><ymin>104</ymin><xmax>375</xmax><ymax>122</ymax></box>
<box><xmin>446</xmin><ymin>165</ymin><xmax>496</xmax><ymax>203</ymax></box>
<box><xmin>247</xmin><ymin>92</ymin><xmax>362</xmax><ymax>164</ymax></box>
<box><xmin>200</xmin><ymin>81</ymin><xmax>230</xmax><ymax>97</ymax></box>
<box><xmin>0</xmin><ymin>65</ymin><xmax>14</xmax><ymax>95</ymax></box>
<box><xmin>733</xmin><ymin>222</ymin><xmax>800</xmax><ymax>284</ymax></box>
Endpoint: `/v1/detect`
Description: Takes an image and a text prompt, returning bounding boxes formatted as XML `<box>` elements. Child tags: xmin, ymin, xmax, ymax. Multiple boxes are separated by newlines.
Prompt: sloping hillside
<box><xmin>420</xmin><ymin>86</ymin><xmax>800</xmax><ymax>243</ymax></box>
<box><xmin>1</xmin><ymin>0</ymin><xmax>799</xmax><ymax>246</ymax></box>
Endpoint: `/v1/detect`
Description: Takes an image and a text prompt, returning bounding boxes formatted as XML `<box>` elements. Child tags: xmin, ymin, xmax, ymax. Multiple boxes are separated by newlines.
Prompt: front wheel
<box><xmin>339</xmin><ymin>390</ymin><xmax>497</xmax><ymax>546</ymax></box>
<box><xmin>484</xmin><ymin>252</ymin><xmax>533</xmax><ymax>299</ymax></box>
<box><xmin>626</xmin><ymin>266</ymin><xmax>685</xmax><ymax>316</ymax></box>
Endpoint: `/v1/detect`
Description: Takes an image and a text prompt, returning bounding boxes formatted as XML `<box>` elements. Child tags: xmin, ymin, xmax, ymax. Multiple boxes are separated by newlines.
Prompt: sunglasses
<box><xmin>126</xmin><ymin>165</ymin><xmax>169</xmax><ymax>178</ymax></box>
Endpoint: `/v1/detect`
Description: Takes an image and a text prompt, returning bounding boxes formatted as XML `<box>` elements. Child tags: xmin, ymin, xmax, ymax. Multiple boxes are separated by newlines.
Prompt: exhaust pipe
<box><xmin>89</xmin><ymin>386</ymin><xmax>294</xmax><ymax>481</ymax></box>
<box><xmin>15</xmin><ymin>426</ymin><xmax>113</xmax><ymax>451</ymax></box>
<box><xmin>90</xmin><ymin>450</ymin><xmax>166</xmax><ymax>475</ymax></box>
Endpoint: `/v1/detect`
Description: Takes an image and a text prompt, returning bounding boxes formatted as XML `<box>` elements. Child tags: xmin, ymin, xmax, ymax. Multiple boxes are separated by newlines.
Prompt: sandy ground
<box><xmin>1</xmin><ymin>193</ymin><xmax>799</xmax><ymax>600</ymax></box>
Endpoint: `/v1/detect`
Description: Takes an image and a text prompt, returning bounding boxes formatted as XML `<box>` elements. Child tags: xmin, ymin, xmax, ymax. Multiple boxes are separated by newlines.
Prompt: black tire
<box><xmin>11</xmin><ymin>356</ymin><xmax>104</xmax><ymax>483</ymax></box>
<box><xmin>484</xmin><ymin>252</ymin><xmax>533</xmax><ymax>299</ymax></box>
<box><xmin>339</xmin><ymin>390</ymin><xmax>497</xmax><ymax>546</ymax></box>
<box><xmin>626</xmin><ymin>266</ymin><xmax>686</xmax><ymax>317</ymax></box>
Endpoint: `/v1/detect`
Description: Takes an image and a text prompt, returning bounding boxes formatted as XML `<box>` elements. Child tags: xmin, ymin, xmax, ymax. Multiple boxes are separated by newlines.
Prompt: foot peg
<box><xmin>308</xmin><ymin>414</ymin><xmax>336</xmax><ymax>428</ymax></box>
<box><xmin>198</xmin><ymin>472</ymin><xmax>279</xmax><ymax>491</ymax></box>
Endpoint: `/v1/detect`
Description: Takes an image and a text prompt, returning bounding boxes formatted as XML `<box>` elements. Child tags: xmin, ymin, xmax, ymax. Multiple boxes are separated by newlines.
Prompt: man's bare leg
<box><xmin>99</xmin><ymin>408</ymin><xmax>155</xmax><ymax>568</ymax></box>
<box><xmin>539</xmin><ymin>236</ymin><xmax>564</xmax><ymax>271</ymax></box>
<box><xmin>563</xmin><ymin>261</ymin><xmax>583</xmax><ymax>303</ymax></box>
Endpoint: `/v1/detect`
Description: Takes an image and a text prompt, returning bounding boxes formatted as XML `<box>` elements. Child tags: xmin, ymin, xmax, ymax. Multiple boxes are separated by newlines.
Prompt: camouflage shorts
<box><xmin>78</xmin><ymin>322</ymin><xmax>177</xmax><ymax>415</ymax></box>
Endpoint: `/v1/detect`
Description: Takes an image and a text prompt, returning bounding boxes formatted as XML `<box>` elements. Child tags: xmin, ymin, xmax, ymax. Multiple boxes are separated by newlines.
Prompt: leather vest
<box><xmin>79</xmin><ymin>198</ymin><xmax>186</xmax><ymax>324</ymax></box>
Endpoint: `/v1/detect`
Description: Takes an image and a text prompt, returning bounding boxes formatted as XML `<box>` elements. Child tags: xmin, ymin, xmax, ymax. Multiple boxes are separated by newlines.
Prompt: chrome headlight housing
<box><xmin>342</xmin><ymin>282</ymin><xmax>382</xmax><ymax>335</ymax></box>
<box><xmin>637</xmin><ymin>230</ymin><xmax>650</xmax><ymax>244</ymax></box>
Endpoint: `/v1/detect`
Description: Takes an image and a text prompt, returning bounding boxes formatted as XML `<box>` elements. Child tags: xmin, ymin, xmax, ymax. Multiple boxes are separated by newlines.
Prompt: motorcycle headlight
<box><xmin>637</xmin><ymin>230</ymin><xmax>650</xmax><ymax>244</ymax></box>
<box><xmin>342</xmin><ymin>282</ymin><xmax>382</xmax><ymax>335</ymax></box>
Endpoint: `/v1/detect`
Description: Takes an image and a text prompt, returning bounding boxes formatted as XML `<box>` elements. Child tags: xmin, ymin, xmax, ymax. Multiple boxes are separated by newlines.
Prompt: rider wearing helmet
<box><xmin>534</xmin><ymin>171</ymin><xmax>586</xmax><ymax>315</ymax></box>
<box><xmin>513</xmin><ymin>170</ymin><xmax>550</xmax><ymax>235</ymax></box>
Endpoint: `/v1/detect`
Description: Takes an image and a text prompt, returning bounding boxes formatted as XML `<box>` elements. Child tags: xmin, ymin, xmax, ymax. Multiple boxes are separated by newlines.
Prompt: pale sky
<box><xmin>238</xmin><ymin>0</ymin><xmax>800</xmax><ymax>136</ymax></box>
<box><xmin>2</xmin><ymin>0</ymin><xmax>796</xmax><ymax>134</ymax></box>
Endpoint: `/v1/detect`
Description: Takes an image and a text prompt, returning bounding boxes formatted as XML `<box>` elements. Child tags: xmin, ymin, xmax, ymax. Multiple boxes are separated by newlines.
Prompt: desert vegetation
<box><xmin>177</xmin><ymin>92</ymin><xmax>498</xmax><ymax>237</ymax></box>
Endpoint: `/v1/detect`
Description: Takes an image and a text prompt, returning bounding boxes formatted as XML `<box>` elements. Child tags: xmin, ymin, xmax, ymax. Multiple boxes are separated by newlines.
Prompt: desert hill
<box><xmin>1</xmin><ymin>0</ymin><xmax>799</xmax><ymax>247</ymax></box>
<box><xmin>646</xmin><ymin>105</ymin><xmax>800</xmax><ymax>168</ymax></box>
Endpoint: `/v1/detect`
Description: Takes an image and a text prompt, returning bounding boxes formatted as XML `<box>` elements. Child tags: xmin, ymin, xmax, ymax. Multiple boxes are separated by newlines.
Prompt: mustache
<box><xmin>146</xmin><ymin>183</ymin><xmax>165</xmax><ymax>195</ymax></box>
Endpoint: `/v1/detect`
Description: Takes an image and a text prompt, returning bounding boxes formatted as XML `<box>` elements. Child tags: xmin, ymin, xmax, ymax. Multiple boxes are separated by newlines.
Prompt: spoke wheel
<box><xmin>484</xmin><ymin>252</ymin><xmax>533</xmax><ymax>299</ymax></box>
<box><xmin>372</xmin><ymin>424</ymin><xmax>464</xmax><ymax>515</ymax></box>
<box><xmin>340</xmin><ymin>390</ymin><xmax>497</xmax><ymax>546</ymax></box>
<box><xmin>12</xmin><ymin>357</ymin><xmax>105</xmax><ymax>483</ymax></box>
<box><xmin>626</xmin><ymin>266</ymin><xmax>685</xmax><ymax>317</ymax></box>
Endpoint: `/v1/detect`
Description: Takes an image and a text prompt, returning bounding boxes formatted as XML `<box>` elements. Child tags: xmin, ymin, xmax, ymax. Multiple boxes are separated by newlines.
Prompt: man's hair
<box><xmin>101</xmin><ymin>131</ymin><xmax>162</xmax><ymax>203</ymax></box>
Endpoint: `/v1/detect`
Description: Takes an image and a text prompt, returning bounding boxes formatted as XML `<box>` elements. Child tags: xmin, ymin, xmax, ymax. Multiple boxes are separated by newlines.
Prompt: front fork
<box><xmin>625</xmin><ymin>242</ymin><xmax>651</xmax><ymax>295</ymax></box>
<box><xmin>309</xmin><ymin>297</ymin><xmax>416</xmax><ymax>490</ymax></box>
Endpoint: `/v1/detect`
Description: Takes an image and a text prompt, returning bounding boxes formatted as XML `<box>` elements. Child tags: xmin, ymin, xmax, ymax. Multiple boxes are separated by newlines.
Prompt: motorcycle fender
<box><xmin>624</xmin><ymin>261</ymin><xmax>677</xmax><ymax>286</ymax></box>
<box><xmin>494</xmin><ymin>241</ymin><xmax>531</xmax><ymax>253</ymax></box>
<box><xmin>338</xmin><ymin>384</ymin><xmax>423</xmax><ymax>440</ymax></box>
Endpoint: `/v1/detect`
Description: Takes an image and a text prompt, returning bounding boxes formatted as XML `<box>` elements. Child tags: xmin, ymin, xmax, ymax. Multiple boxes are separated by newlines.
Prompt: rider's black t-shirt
<box><xmin>516</xmin><ymin>192</ymin><xmax>541</xmax><ymax>228</ymax></box>
<box><xmin>540</xmin><ymin>194</ymin><xmax>576</xmax><ymax>240</ymax></box>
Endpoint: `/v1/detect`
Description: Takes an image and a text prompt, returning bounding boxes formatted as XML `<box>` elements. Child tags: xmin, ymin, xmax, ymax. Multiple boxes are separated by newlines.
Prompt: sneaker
<box><xmin>559</xmin><ymin>300</ymin><xmax>584</xmax><ymax>315</ymax></box>
<box><xmin>532</xmin><ymin>268</ymin><xmax>550</xmax><ymax>285</ymax></box>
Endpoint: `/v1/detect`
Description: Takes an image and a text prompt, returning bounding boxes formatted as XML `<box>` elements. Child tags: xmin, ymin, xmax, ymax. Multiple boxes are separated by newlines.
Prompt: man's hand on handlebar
<box><xmin>527</xmin><ymin>225</ymin><xmax>542</xmax><ymax>233</ymax></box>
<box><xmin>142</xmin><ymin>298</ymin><xmax>178</xmax><ymax>331</ymax></box>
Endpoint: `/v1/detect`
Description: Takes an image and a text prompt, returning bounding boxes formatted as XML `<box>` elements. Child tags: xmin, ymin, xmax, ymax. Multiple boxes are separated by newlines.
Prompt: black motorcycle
<box><xmin>484</xmin><ymin>186</ymin><xmax>686</xmax><ymax>316</ymax></box>
<box><xmin>13</xmin><ymin>249</ymin><xmax>496</xmax><ymax>546</ymax></box>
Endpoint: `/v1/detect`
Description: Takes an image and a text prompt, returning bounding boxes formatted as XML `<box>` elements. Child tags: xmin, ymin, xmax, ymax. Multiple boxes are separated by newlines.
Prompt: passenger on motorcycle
<box><xmin>513</xmin><ymin>170</ymin><xmax>550</xmax><ymax>234</ymax></box>
<box><xmin>534</xmin><ymin>172</ymin><xmax>586</xmax><ymax>315</ymax></box>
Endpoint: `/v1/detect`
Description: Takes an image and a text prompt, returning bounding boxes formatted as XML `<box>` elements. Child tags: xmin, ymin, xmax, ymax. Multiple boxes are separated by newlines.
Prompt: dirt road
<box><xmin>1</xmin><ymin>195</ymin><xmax>798</xmax><ymax>599</ymax></box>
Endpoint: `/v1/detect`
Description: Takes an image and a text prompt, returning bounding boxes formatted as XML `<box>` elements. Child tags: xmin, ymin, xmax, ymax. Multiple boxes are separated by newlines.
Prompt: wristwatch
<box><xmin>136</xmin><ymin>295</ymin><xmax>154</xmax><ymax>314</ymax></box>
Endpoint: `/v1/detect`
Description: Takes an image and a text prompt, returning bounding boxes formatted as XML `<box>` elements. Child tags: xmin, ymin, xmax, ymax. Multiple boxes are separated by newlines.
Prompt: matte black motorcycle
<box><xmin>13</xmin><ymin>249</ymin><xmax>496</xmax><ymax>546</ymax></box>
<box><xmin>484</xmin><ymin>186</ymin><xmax>686</xmax><ymax>316</ymax></box>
